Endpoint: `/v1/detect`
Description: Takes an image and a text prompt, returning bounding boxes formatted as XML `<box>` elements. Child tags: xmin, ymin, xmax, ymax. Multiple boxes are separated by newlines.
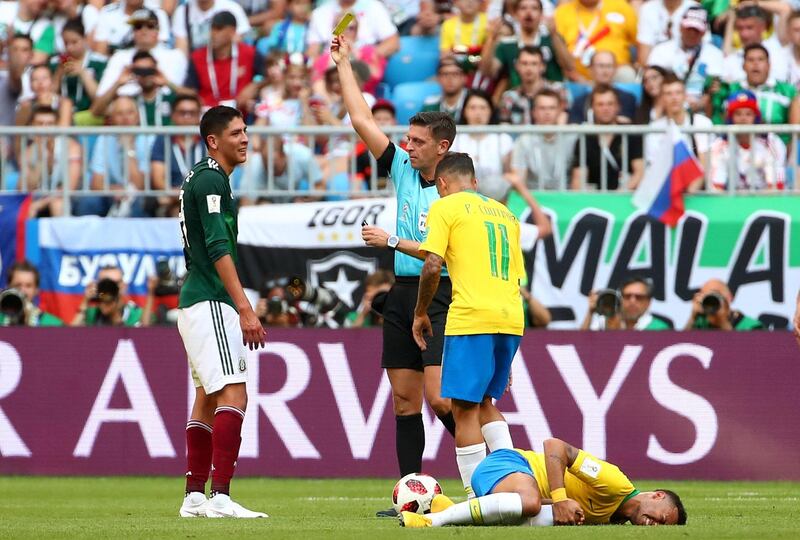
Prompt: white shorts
<box><xmin>177</xmin><ymin>300</ymin><xmax>248</xmax><ymax>394</ymax></box>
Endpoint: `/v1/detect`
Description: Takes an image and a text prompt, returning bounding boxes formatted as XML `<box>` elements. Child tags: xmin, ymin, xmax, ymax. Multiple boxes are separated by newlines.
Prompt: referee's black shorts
<box><xmin>381</xmin><ymin>276</ymin><xmax>452</xmax><ymax>370</ymax></box>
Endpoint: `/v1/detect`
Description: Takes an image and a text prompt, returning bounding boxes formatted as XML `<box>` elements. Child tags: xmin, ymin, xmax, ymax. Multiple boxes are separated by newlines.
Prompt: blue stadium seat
<box><xmin>565</xmin><ymin>81</ymin><xmax>591</xmax><ymax>107</ymax></box>
<box><xmin>392</xmin><ymin>81</ymin><xmax>442</xmax><ymax>124</ymax></box>
<box><xmin>614</xmin><ymin>82</ymin><xmax>643</xmax><ymax>105</ymax></box>
<box><xmin>383</xmin><ymin>35</ymin><xmax>441</xmax><ymax>88</ymax></box>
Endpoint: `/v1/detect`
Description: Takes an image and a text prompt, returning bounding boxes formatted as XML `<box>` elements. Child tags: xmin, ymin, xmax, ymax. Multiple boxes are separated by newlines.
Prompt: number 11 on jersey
<box><xmin>484</xmin><ymin>220</ymin><xmax>510</xmax><ymax>280</ymax></box>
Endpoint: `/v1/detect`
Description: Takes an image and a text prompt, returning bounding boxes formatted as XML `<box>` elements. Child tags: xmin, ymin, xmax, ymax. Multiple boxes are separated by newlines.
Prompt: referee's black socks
<box><xmin>396</xmin><ymin>413</ymin><xmax>424</xmax><ymax>476</ymax></box>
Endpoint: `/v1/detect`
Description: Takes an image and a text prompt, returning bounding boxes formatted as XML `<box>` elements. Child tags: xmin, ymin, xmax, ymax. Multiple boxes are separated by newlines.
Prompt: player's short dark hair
<box><xmin>744</xmin><ymin>43</ymin><xmax>769</xmax><ymax>61</ymax></box>
<box><xmin>132</xmin><ymin>50</ymin><xmax>156</xmax><ymax>64</ymax></box>
<box><xmin>517</xmin><ymin>45</ymin><xmax>544</xmax><ymax>63</ymax></box>
<box><xmin>532</xmin><ymin>87</ymin><xmax>562</xmax><ymax>107</ymax></box>
<box><xmin>408</xmin><ymin>111</ymin><xmax>456</xmax><ymax>147</ymax></box>
<box><xmin>589</xmin><ymin>83</ymin><xmax>619</xmax><ymax>106</ymax></box>
<box><xmin>8</xmin><ymin>260</ymin><xmax>40</xmax><ymax>287</ymax></box>
<box><xmin>657</xmin><ymin>489</ymin><xmax>687</xmax><ymax>525</ymax></box>
<box><xmin>62</xmin><ymin>16</ymin><xmax>85</xmax><ymax>36</ymax></box>
<box><xmin>434</xmin><ymin>151</ymin><xmax>475</xmax><ymax>180</ymax></box>
<box><xmin>200</xmin><ymin>105</ymin><xmax>243</xmax><ymax>148</ymax></box>
<box><xmin>620</xmin><ymin>275</ymin><xmax>653</xmax><ymax>298</ymax></box>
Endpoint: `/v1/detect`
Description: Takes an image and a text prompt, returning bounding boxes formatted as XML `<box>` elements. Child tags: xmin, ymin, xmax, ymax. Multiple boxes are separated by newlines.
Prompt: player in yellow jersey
<box><xmin>412</xmin><ymin>152</ymin><xmax>526</xmax><ymax>498</ymax></box>
<box><xmin>400</xmin><ymin>437</ymin><xmax>687</xmax><ymax>527</ymax></box>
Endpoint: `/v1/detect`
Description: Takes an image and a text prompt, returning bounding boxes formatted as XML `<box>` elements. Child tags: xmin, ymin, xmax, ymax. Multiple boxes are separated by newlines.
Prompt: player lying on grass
<box><xmin>401</xmin><ymin>437</ymin><xmax>687</xmax><ymax>527</ymax></box>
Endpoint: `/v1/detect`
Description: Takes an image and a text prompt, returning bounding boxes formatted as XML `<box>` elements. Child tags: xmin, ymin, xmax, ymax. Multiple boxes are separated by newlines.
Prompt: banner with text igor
<box><xmin>1</xmin><ymin>329</ymin><xmax>798</xmax><ymax>480</ymax></box>
<box><xmin>507</xmin><ymin>194</ymin><xmax>800</xmax><ymax>329</ymax></box>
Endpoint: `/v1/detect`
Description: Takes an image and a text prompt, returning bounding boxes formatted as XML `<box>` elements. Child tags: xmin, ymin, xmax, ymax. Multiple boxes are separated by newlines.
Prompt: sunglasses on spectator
<box><xmin>622</xmin><ymin>293</ymin><xmax>649</xmax><ymax>301</ymax></box>
<box><xmin>133</xmin><ymin>23</ymin><xmax>158</xmax><ymax>30</ymax></box>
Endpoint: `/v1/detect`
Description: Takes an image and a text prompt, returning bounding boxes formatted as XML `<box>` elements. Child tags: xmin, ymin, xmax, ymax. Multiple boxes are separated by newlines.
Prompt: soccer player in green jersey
<box><xmin>176</xmin><ymin>105</ymin><xmax>267</xmax><ymax>519</ymax></box>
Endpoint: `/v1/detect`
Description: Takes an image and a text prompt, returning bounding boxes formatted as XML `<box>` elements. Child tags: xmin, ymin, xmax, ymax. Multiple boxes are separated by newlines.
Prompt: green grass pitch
<box><xmin>1</xmin><ymin>477</ymin><xmax>798</xmax><ymax>539</ymax></box>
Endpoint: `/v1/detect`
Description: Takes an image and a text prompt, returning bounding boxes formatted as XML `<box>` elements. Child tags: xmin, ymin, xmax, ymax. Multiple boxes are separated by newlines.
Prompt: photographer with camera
<box><xmin>141</xmin><ymin>259</ymin><xmax>183</xmax><ymax>326</ymax></box>
<box><xmin>256</xmin><ymin>278</ymin><xmax>301</xmax><ymax>328</ymax></box>
<box><xmin>581</xmin><ymin>277</ymin><xmax>671</xmax><ymax>331</ymax></box>
<box><xmin>71</xmin><ymin>265</ymin><xmax>143</xmax><ymax>327</ymax></box>
<box><xmin>684</xmin><ymin>278</ymin><xmax>763</xmax><ymax>331</ymax></box>
<box><xmin>256</xmin><ymin>275</ymin><xmax>350</xmax><ymax>328</ymax></box>
<box><xmin>0</xmin><ymin>261</ymin><xmax>64</xmax><ymax>327</ymax></box>
<box><xmin>346</xmin><ymin>270</ymin><xmax>394</xmax><ymax>328</ymax></box>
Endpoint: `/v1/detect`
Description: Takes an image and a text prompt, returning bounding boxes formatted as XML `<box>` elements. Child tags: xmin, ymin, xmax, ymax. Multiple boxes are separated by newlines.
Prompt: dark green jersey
<box><xmin>178</xmin><ymin>156</ymin><xmax>238</xmax><ymax>311</ymax></box>
<box><xmin>85</xmin><ymin>301</ymin><xmax>142</xmax><ymax>327</ymax></box>
<box><xmin>495</xmin><ymin>34</ymin><xmax>563</xmax><ymax>87</ymax></box>
<box><xmin>49</xmin><ymin>53</ymin><xmax>108</xmax><ymax>112</ymax></box>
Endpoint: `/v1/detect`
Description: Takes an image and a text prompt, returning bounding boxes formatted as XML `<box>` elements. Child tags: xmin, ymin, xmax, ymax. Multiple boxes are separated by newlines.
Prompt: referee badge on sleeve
<box><xmin>207</xmin><ymin>195</ymin><xmax>221</xmax><ymax>213</ymax></box>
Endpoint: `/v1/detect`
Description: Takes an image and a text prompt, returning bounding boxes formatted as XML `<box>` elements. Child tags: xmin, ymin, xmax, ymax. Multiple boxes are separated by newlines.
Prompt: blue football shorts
<box><xmin>471</xmin><ymin>449</ymin><xmax>534</xmax><ymax>497</ymax></box>
<box><xmin>440</xmin><ymin>333</ymin><xmax>521</xmax><ymax>403</ymax></box>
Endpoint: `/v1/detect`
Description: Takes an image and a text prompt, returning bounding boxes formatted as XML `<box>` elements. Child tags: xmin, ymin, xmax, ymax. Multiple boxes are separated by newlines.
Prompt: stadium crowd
<box><xmin>1</xmin><ymin>0</ymin><xmax>799</xmax><ymax>217</ymax></box>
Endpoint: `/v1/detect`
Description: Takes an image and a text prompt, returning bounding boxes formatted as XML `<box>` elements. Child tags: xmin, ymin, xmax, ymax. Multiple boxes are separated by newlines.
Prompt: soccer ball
<box><xmin>392</xmin><ymin>473</ymin><xmax>442</xmax><ymax>514</ymax></box>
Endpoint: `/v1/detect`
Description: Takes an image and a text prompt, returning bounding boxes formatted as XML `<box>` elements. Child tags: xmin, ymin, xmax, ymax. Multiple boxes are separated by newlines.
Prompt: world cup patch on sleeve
<box><xmin>207</xmin><ymin>195</ymin><xmax>221</xmax><ymax>213</ymax></box>
<box><xmin>580</xmin><ymin>457</ymin><xmax>601</xmax><ymax>479</ymax></box>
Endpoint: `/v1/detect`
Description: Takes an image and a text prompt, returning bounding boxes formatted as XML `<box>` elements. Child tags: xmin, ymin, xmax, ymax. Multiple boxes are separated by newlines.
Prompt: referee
<box><xmin>332</xmin><ymin>34</ymin><xmax>457</xmax><ymax>517</ymax></box>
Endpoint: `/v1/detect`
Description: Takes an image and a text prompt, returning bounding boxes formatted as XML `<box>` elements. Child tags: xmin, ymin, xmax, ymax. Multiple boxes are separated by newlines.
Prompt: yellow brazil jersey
<box><xmin>516</xmin><ymin>449</ymin><xmax>636</xmax><ymax>525</ymax></box>
<box><xmin>440</xmin><ymin>13</ymin><xmax>488</xmax><ymax>53</ymax></box>
<box><xmin>419</xmin><ymin>190</ymin><xmax>524</xmax><ymax>336</ymax></box>
<box><xmin>554</xmin><ymin>0</ymin><xmax>638</xmax><ymax>80</ymax></box>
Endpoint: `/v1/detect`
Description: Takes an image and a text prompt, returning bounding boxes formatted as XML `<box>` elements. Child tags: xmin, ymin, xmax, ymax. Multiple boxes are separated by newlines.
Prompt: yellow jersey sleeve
<box><xmin>564</xmin><ymin>449</ymin><xmax>635</xmax><ymax>524</ymax></box>
<box><xmin>418</xmin><ymin>198</ymin><xmax>451</xmax><ymax>259</ymax></box>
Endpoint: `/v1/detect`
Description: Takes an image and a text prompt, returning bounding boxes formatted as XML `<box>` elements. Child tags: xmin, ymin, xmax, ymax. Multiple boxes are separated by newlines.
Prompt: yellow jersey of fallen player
<box><xmin>516</xmin><ymin>449</ymin><xmax>637</xmax><ymax>525</ymax></box>
<box><xmin>419</xmin><ymin>190</ymin><xmax>525</xmax><ymax>336</ymax></box>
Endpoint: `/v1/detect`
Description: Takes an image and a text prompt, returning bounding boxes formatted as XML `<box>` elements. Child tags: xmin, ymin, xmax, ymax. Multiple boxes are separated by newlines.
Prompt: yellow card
<box><xmin>332</xmin><ymin>12</ymin><xmax>355</xmax><ymax>36</ymax></box>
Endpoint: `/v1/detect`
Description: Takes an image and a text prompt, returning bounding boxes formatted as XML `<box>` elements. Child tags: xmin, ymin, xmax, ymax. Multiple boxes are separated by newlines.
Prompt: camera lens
<box><xmin>594</xmin><ymin>289</ymin><xmax>621</xmax><ymax>318</ymax></box>
<box><xmin>701</xmin><ymin>294</ymin><xmax>722</xmax><ymax>316</ymax></box>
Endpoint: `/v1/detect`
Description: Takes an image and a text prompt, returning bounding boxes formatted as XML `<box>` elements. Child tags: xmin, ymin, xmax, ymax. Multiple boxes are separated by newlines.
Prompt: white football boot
<box><xmin>179</xmin><ymin>492</ymin><xmax>208</xmax><ymax>517</ymax></box>
<box><xmin>205</xmin><ymin>493</ymin><xmax>269</xmax><ymax>518</ymax></box>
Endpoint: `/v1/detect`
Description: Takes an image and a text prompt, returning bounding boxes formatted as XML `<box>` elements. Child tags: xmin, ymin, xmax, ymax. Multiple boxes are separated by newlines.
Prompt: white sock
<box><xmin>429</xmin><ymin>493</ymin><xmax>524</xmax><ymax>527</ymax></box>
<box><xmin>525</xmin><ymin>504</ymin><xmax>554</xmax><ymax>526</ymax></box>
<box><xmin>456</xmin><ymin>443</ymin><xmax>486</xmax><ymax>497</ymax></box>
<box><xmin>481</xmin><ymin>421</ymin><xmax>513</xmax><ymax>452</ymax></box>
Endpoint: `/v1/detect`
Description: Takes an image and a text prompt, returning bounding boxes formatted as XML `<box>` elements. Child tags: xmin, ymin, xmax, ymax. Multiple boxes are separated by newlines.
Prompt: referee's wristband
<box><xmin>551</xmin><ymin>488</ymin><xmax>568</xmax><ymax>503</ymax></box>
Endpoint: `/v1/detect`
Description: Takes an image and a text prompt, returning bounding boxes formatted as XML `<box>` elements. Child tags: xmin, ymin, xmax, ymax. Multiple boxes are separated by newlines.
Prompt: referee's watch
<box><xmin>387</xmin><ymin>235</ymin><xmax>400</xmax><ymax>250</ymax></box>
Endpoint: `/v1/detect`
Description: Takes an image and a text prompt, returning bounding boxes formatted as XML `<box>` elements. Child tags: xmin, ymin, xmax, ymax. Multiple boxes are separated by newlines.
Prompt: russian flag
<box><xmin>633</xmin><ymin>125</ymin><xmax>704</xmax><ymax>227</ymax></box>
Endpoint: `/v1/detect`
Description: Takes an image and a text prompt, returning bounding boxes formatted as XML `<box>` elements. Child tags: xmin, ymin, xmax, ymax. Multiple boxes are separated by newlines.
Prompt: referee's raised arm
<box><xmin>331</xmin><ymin>35</ymin><xmax>391</xmax><ymax>158</ymax></box>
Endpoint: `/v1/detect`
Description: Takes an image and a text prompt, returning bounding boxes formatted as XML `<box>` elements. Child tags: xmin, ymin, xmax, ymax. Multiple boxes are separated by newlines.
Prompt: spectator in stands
<box><xmin>150</xmin><ymin>95</ymin><xmax>204</xmax><ymax>216</ymax></box>
<box><xmin>92</xmin><ymin>50</ymin><xmax>178</xmax><ymax>127</ymax></box>
<box><xmin>708</xmin><ymin>45</ymin><xmax>800</xmax><ymax>135</ymax></box>
<box><xmin>440</xmin><ymin>0</ymin><xmax>488</xmax><ymax>61</ymax></box>
<box><xmin>647</xmin><ymin>6</ymin><xmax>723</xmax><ymax>113</ymax></box>
<box><xmin>345</xmin><ymin>269</ymin><xmax>394</xmax><ymax>328</ymax></box>
<box><xmin>172</xmin><ymin>0</ymin><xmax>251</xmax><ymax>55</ymax></box>
<box><xmin>451</xmin><ymin>90</ymin><xmax>515</xmax><ymax>201</ymax></box>
<box><xmin>93</xmin><ymin>0</ymin><xmax>171</xmax><ymax>55</ymax></box>
<box><xmin>567</xmin><ymin>51</ymin><xmax>637</xmax><ymax>123</ymax></box>
<box><xmin>684</xmin><ymin>278</ymin><xmax>764</xmax><ymax>330</ymax></box>
<box><xmin>16</xmin><ymin>64</ymin><xmax>73</xmax><ymax>127</ymax></box>
<box><xmin>520</xmin><ymin>287</ymin><xmax>551</xmax><ymax>328</ymax></box>
<box><xmin>95</xmin><ymin>9</ymin><xmax>188</xmax><ymax>100</ymax></box>
<box><xmin>311</xmin><ymin>12</ymin><xmax>386</xmax><ymax>97</ymax></box>
<box><xmin>498</xmin><ymin>46</ymin><xmax>562</xmax><ymax>125</ymax></box>
<box><xmin>478</xmin><ymin>0</ymin><xmax>572</xmax><ymax>90</ymax></box>
<box><xmin>0</xmin><ymin>0</ymin><xmax>56</xmax><ymax>64</ymax></box>
<box><xmin>51</xmin><ymin>18</ymin><xmax>107</xmax><ymax>122</ymax></box>
<box><xmin>239</xmin><ymin>127</ymin><xmax>325</xmax><ymax>204</ymax></box>
<box><xmin>184</xmin><ymin>11</ymin><xmax>264</xmax><ymax>110</ymax></box>
<box><xmin>22</xmin><ymin>105</ymin><xmax>83</xmax><ymax>217</ymax></box>
<box><xmin>645</xmin><ymin>73</ymin><xmax>711</xmax><ymax>187</ymax></box>
<box><xmin>52</xmin><ymin>0</ymin><xmax>100</xmax><ymax>54</ymax></box>
<box><xmin>409</xmin><ymin>1</ymin><xmax>442</xmax><ymax>37</ymax></box>
<box><xmin>80</xmin><ymin>95</ymin><xmax>150</xmax><ymax>216</ymax></box>
<box><xmin>786</xmin><ymin>10</ymin><xmax>800</xmax><ymax>87</ymax></box>
<box><xmin>354</xmin><ymin>99</ymin><xmax>396</xmax><ymax>189</ymax></box>
<box><xmin>581</xmin><ymin>277</ymin><xmax>671</xmax><ymax>330</ymax></box>
<box><xmin>256</xmin><ymin>0</ymin><xmax>311</xmax><ymax>57</ymax></box>
<box><xmin>255</xmin><ymin>277</ymin><xmax>301</xmax><ymax>327</ymax></box>
<box><xmin>708</xmin><ymin>90</ymin><xmax>786</xmax><ymax>191</ymax></box>
<box><xmin>512</xmin><ymin>88</ymin><xmax>575</xmax><ymax>190</ymax></box>
<box><xmin>256</xmin><ymin>57</ymin><xmax>314</xmax><ymax>135</ymax></box>
<box><xmin>0</xmin><ymin>260</ymin><xmax>64</xmax><ymax>326</ymax></box>
<box><xmin>570</xmin><ymin>84</ymin><xmax>644</xmax><ymax>190</ymax></box>
<box><xmin>240</xmin><ymin>0</ymin><xmax>287</xmax><ymax>39</ymax></box>
<box><xmin>422</xmin><ymin>57</ymin><xmax>468</xmax><ymax>120</ymax></box>
<box><xmin>5</xmin><ymin>35</ymin><xmax>34</xmax><ymax>106</ymax></box>
<box><xmin>634</xmin><ymin>65</ymin><xmax>667</xmax><ymax>124</ymax></box>
<box><xmin>71</xmin><ymin>264</ymin><xmax>143</xmax><ymax>327</ymax></box>
<box><xmin>247</xmin><ymin>53</ymin><xmax>286</xmax><ymax>120</ymax></box>
<box><xmin>636</xmin><ymin>0</ymin><xmax>703</xmax><ymax>68</ymax></box>
<box><xmin>723</xmin><ymin>4</ymin><xmax>789</xmax><ymax>83</ymax></box>
<box><xmin>305</xmin><ymin>0</ymin><xmax>399</xmax><ymax>60</ymax></box>
<box><xmin>555</xmin><ymin>0</ymin><xmax>638</xmax><ymax>82</ymax></box>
